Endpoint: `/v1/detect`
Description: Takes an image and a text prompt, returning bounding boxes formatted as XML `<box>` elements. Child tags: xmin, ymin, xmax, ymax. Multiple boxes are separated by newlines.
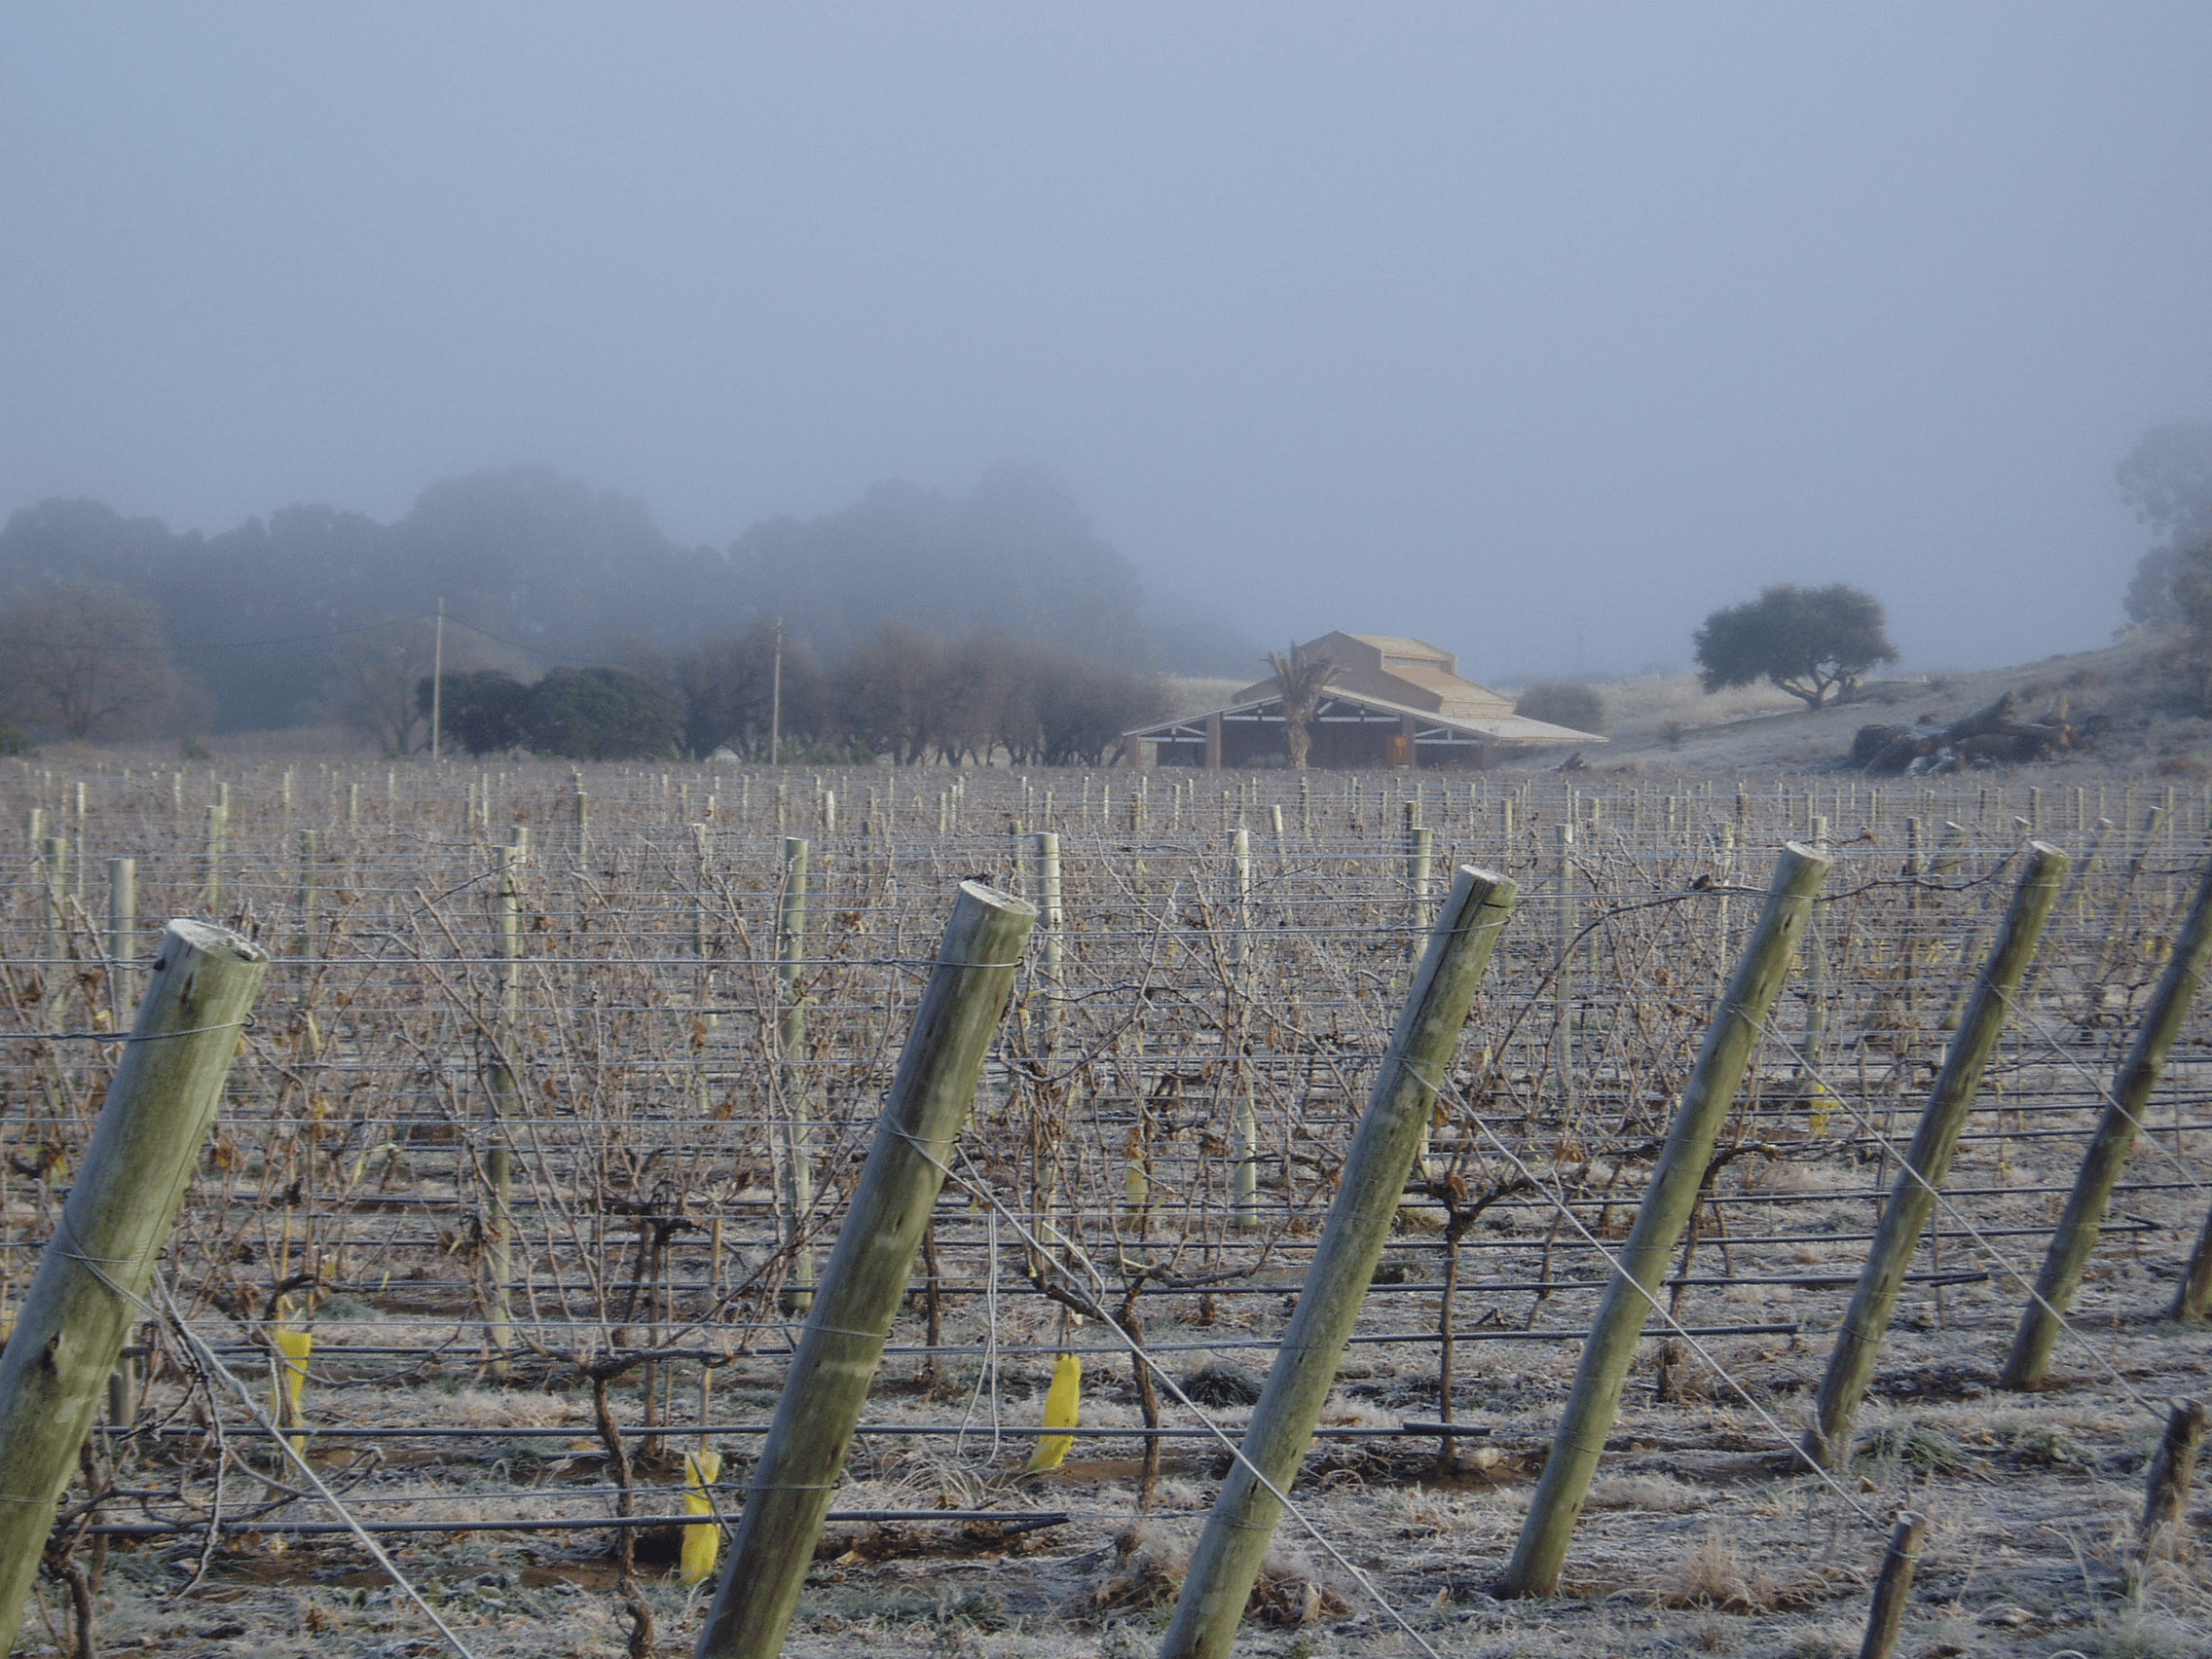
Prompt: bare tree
<box><xmin>0</xmin><ymin>581</ymin><xmax>195</xmax><ymax>741</ymax></box>
<box><xmin>325</xmin><ymin>618</ymin><xmax>438</xmax><ymax>754</ymax></box>
<box><xmin>832</xmin><ymin>623</ymin><xmax>945</xmax><ymax>764</ymax></box>
<box><xmin>1264</xmin><ymin>642</ymin><xmax>1337</xmax><ymax>770</ymax></box>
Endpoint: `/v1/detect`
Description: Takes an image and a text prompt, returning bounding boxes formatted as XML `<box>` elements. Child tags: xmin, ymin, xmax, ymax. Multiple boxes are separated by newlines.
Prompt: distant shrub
<box><xmin>1515</xmin><ymin>681</ymin><xmax>1608</xmax><ymax>734</ymax></box>
<box><xmin>520</xmin><ymin>667</ymin><xmax>681</xmax><ymax>760</ymax></box>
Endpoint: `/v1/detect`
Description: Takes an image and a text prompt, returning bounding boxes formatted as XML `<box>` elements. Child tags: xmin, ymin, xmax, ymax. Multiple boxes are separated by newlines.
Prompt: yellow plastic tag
<box><xmin>1023</xmin><ymin>1353</ymin><xmax>1083</xmax><ymax>1474</ymax></box>
<box><xmin>681</xmin><ymin>1450</ymin><xmax>724</xmax><ymax>1584</ymax></box>
<box><xmin>273</xmin><ymin>1328</ymin><xmax>313</xmax><ymax>1455</ymax></box>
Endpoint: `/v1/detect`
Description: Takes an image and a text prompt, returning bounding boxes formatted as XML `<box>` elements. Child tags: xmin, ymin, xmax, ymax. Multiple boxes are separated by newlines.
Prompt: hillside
<box><xmin>1509</xmin><ymin>630</ymin><xmax>2197</xmax><ymax>777</ymax></box>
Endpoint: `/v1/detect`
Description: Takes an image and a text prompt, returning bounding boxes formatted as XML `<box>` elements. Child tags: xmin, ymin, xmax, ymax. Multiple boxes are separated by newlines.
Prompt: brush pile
<box><xmin>1850</xmin><ymin>691</ymin><xmax>2095</xmax><ymax>774</ymax></box>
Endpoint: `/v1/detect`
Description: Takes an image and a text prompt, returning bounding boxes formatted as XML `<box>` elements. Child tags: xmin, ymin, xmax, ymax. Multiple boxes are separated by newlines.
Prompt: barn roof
<box><xmin>1124</xmin><ymin>683</ymin><xmax>1604</xmax><ymax>747</ymax></box>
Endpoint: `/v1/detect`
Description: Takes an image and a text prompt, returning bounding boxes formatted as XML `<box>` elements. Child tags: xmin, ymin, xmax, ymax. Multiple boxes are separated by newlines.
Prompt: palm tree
<box><xmin>1264</xmin><ymin>643</ymin><xmax>1336</xmax><ymax>770</ymax></box>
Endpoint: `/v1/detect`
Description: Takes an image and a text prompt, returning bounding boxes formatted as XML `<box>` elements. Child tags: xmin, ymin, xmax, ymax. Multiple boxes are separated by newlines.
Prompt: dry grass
<box><xmin>1080</xmin><ymin>1523</ymin><xmax>1350</xmax><ymax>1629</ymax></box>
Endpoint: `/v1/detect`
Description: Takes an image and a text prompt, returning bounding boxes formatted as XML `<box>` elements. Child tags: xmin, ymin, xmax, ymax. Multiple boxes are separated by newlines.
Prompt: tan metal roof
<box><xmin>1382</xmin><ymin>663</ymin><xmax>1517</xmax><ymax>716</ymax></box>
<box><xmin>1124</xmin><ymin>683</ymin><xmax>1604</xmax><ymax>746</ymax></box>
<box><xmin>1342</xmin><ymin>634</ymin><xmax>1454</xmax><ymax>661</ymax></box>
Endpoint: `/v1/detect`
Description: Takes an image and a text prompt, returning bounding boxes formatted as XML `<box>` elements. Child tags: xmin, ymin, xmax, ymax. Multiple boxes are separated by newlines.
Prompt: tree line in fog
<box><xmin>0</xmin><ymin>462</ymin><xmax>1232</xmax><ymax>758</ymax></box>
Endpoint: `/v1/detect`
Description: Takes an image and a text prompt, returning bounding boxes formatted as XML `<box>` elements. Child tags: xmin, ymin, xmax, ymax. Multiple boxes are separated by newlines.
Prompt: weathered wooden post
<box><xmin>695</xmin><ymin>882</ymin><xmax>1034</xmax><ymax>1659</ymax></box>
<box><xmin>1031</xmin><ymin>831</ymin><xmax>1064</xmax><ymax>1042</ymax></box>
<box><xmin>1500</xmin><ymin>842</ymin><xmax>1831</xmax><ymax>1599</ymax></box>
<box><xmin>1229</xmin><ymin>827</ymin><xmax>1260</xmax><ymax>1230</ymax></box>
<box><xmin>1405</xmin><ymin>815</ymin><xmax>1433</xmax><ymax>967</ymax></box>
<box><xmin>2170</xmin><ymin>1202</ymin><xmax>2212</xmax><ymax>1323</ymax></box>
<box><xmin>1159</xmin><ymin>866</ymin><xmax>1519</xmax><ymax>1659</ymax></box>
<box><xmin>0</xmin><ymin>920</ymin><xmax>270</xmax><ymax>1656</ymax></box>
<box><xmin>105</xmin><ymin>857</ymin><xmax>135</xmax><ymax>1025</ymax></box>
<box><xmin>777</xmin><ymin>836</ymin><xmax>815</xmax><ymax>1309</ymax></box>
<box><xmin>2133</xmin><ymin>1397</ymin><xmax>2207</xmax><ymax>1584</ymax></box>
<box><xmin>1553</xmin><ymin>823</ymin><xmax>1576</xmax><ymax>1113</ymax></box>
<box><xmin>294</xmin><ymin>829</ymin><xmax>320</xmax><ymax>966</ymax></box>
<box><xmin>1804</xmin><ymin>842</ymin><xmax>2067</xmax><ymax>1468</ymax></box>
<box><xmin>1858</xmin><ymin>1512</ymin><xmax>1927</xmax><ymax>1659</ymax></box>
<box><xmin>39</xmin><ymin>836</ymin><xmax>66</xmax><ymax>1031</ymax></box>
<box><xmin>2003</xmin><ymin>849</ymin><xmax>2212</xmax><ymax>1389</ymax></box>
<box><xmin>1803</xmin><ymin>816</ymin><xmax>1830</xmax><ymax>1074</ymax></box>
<box><xmin>485</xmin><ymin>827</ymin><xmax>529</xmax><ymax>1370</ymax></box>
<box><xmin>201</xmin><ymin>799</ymin><xmax>227</xmax><ymax>911</ymax></box>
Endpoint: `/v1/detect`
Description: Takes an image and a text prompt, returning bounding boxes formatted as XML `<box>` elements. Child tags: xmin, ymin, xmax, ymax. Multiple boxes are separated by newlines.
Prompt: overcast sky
<box><xmin>5</xmin><ymin>5</ymin><xmax>2209</xmax><ymax>679</ymax></box>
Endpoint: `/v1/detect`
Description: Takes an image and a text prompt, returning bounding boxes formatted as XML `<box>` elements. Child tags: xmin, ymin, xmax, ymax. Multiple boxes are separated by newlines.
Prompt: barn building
<box><xmin>1124</xmin><ymin>631</ymin><xmax>1604</xmax><ymax>770</ymax></box>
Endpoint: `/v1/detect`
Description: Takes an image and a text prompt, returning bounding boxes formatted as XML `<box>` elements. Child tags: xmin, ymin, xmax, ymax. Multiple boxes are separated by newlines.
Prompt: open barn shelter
<box><xmin>1126</xmin><ymin>631</ymin><xmax>1604</xmax><ymax>769</ymax></box>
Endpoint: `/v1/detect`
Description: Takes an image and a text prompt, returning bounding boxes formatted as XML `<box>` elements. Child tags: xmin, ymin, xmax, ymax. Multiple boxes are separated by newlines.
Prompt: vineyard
<box><xmin>1</xmin><ymin>757</ymin><xmax>2208</xmax><ymax>1659</ymax></box>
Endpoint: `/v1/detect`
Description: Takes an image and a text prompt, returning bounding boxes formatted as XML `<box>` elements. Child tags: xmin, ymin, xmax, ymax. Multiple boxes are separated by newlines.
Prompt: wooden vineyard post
<box><xmin>1405</xmin><ymin>815</ymin><xmax>1433</xmax><ymax>967</ymax></box>
<box><xmin>1158</xmin><ymin>866</ymin><xmax>1520</xmax><ymax>1659</ymax></box>
<box><xmin>777</xmin><ymin>836</ymin><xmax>815</xmax><ymax>1309</ymax></box>
<box><xmin>1554</xmin><ymin>823</ymin><xmax>1576</xmax><ymax>1114</ymax></box>
<box><xmin>1229</xmin><ymin>827</ymin><xmax>1260</xmax><ymax>1229</ymax></box>
<box><xmin>2003</xmin><ymin>849</ymin><xmax>2212</xmax><ymax>1389</ymax></box>
<box><xmin>1029</xmin><ymin>830</ymin><xmax>1070</xmax><ymax>1233</ymax></box>
<box><xmin>295</xmin><ymin>830</ymin><xmax>319</xmax><ymax>965</ymax></box>
<box><xmin>2133</xmin><ymin>1396</ymin><xmax>2207</xmax><ymax>1584</ymax></box>
<box><xmin>105</xmin><ymin>856</ymin><xmax>135</xmax><ymax>1025</ymax></box>
<box><xmin>1500</xmin><ymin>842</ymin><xmax>1832</xmax><ymax>1599</ymax></box>
<box><xmin>0</xmin><ymin>919</ymin><xmax>270</xmax><ymax>1656</ymax></box>
<box><xmin>486</xmin><ymin>827</ymin><xmax>529</xmax><ymax>1371</ymax></box>
<box><xmin>201</xmin><ymin>798</ymin><xmax>227</xmax><ymax>912</ymax></box>
<box><xmin>1803</xmin><ymin>816</ymin><xmax>1829</xmax><ymax>1075</ymax></box>
<box><xmin>695</xmin><ymin>881</ymin><xmax>1035</xmax><ymax>1659</ymax></box>
<box><xmin>39</xmin><ymin>836</ymin><xmax>65</xmax><ymax>1030</ymax></box>
<box><xmin>692</xmin><ymin>822</ymin><xmax>720</xmax><ymax>1099</ymax></box>
<box><xmin>2170</xmin><ymin>1202</ymin><xmax>2212</xmax><ymax>1323</ymax></box>
<box><xmin>1858</xmin><ymin>1511</ymin><xmax>1926</xmax><ymax>1659</ymax></box>
<box><xmin>1804</xmin><ymin>842</ymin><xmax>2068</xmax><ymax>1468</ymax></box>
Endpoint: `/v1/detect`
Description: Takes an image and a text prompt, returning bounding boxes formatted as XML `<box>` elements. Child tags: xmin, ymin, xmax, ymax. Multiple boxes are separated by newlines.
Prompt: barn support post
<box><xmin>0</xmin><ymin>920</ymin><xmax>270</xmax><ymax>1658</ymax></box>
<box><xmin>1203</xmin><ymin>713</ymin><xmax>1223</xmax><ymax>770</ymax></box>
<box><xmin>777</xmin><ymin>835</ymin><xmax>816</xmax><ymax>1310</ymax></box>
<box><xmin>1804</xmin><ymin>841</ymin><xmax>2068</xmax><ymax>1469</ymax></box>
<box><xmin>695</xmin><ymin>882</ymin><xmax>1034</xmax><ymax>1659</ymax></box>
<box><xmin>2003</xmin><ymin>848</ymin><xmax>2212</xmax><ymax>1389</ymax></box>
<box><xmin>1159</xmin><ymin>866</ymin><xmax>1519</xmax><ymax>1659</ymax></box>
<box><xmin>1500</xmin><ymin>842</ymin><xmax>1831</xmax><ymax>1599</ymax></box>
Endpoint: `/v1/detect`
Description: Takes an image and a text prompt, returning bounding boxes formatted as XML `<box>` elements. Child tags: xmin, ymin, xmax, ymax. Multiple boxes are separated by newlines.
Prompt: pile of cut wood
<box><xmin>1850</xmin><ymin>691</ymin><xmax>2095</xmax><ymax>775</ymax></box>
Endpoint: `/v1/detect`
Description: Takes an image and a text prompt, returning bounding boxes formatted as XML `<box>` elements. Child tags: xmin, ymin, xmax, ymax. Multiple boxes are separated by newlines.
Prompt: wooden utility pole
<box><xmin>0</xmin><ymin>920</ymin><xmax>270</xmax><ymax>1655</ymax></box>
<box><xmin>769</xmin><ymin>616</ymin><xmax>783</xmax><ymax>766</ymax></box>
<box><xmin>695</xmin><ymin>881</ymin><xmax>1035</xmax><ymax>1659</ymax></box>
<box><xmin>430</xmin><ymin>597</ymin><xmax>445</xmax><ymax>762</ymax></box>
